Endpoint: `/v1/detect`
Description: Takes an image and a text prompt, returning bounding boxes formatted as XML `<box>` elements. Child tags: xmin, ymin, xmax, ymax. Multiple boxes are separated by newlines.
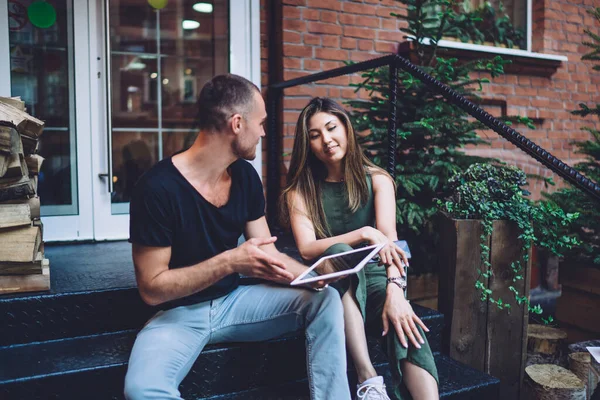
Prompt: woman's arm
<box><xmin>287</xmin><ymin>190</ymin><xmax>371</xmax><ymax>260</ymax></box>
<box><xmin>371</xmin><ymin>171</ymin><xmax>409</xmax><ymax>276</ymax></box>
<box><xmin>371</xmin><ymin>170</ymin><xmax>429</xmax><ymax>346</ymax></box>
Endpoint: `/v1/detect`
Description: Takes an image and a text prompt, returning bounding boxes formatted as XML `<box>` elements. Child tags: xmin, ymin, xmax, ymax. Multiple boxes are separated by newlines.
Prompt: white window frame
<box><xmin>423</xmin><ymin>0</ymin><xmax>567</xmax><ymax>62</ymax></box>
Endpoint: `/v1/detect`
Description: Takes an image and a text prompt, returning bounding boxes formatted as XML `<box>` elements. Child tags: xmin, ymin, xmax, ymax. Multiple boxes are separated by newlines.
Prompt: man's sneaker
<box><xmin>356</xmin><ymin>376</ymin><xmax>391</xmax><ymax>400</ymax></box>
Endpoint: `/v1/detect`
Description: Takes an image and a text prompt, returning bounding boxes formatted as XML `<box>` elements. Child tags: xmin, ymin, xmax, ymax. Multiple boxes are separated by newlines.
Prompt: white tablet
<box><xmin>290</xmin><ymin>243</ymin><xmax>385</xmax><ymax>286</ymax></box>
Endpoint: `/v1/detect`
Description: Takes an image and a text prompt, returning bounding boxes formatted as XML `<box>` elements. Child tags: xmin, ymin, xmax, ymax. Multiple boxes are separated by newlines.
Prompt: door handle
<box><xmin>98</xmin><ymin>173</ymin><xmax>109</xmax><ymax>179</ymax></box>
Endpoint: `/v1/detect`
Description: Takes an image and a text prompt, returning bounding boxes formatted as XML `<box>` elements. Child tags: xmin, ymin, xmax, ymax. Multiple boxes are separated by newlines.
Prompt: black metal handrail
<box><xmin>266</xmin><ymin>54</ymin><xmax>600</xmax><ymax>223</ymax></box>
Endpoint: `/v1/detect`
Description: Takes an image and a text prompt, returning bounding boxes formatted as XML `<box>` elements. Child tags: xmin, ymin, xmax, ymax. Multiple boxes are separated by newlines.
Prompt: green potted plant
<box><xmin>435</xmin><ymin>163</ymin><xmax>579</xmax><ymax>399</ymax></box>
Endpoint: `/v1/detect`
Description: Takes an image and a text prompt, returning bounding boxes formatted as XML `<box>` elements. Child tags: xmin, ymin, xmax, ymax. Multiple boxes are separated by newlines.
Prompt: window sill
<box><xmin>398</xmin><ymin>39</ymin><xmax>567</xmax><ymax>77</ymax></box>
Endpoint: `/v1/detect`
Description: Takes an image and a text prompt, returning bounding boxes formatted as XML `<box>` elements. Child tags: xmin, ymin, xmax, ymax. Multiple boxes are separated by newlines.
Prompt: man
<box><xmin>124</xmin><ymin>74</ymin><xmax>351</xmax><ymax>400</ymax></box>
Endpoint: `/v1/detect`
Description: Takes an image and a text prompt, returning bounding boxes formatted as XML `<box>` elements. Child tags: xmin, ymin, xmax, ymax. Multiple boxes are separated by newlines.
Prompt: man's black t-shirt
<box><xmin>129</xmin><ymin>157</ymin><xmax>265</xmax><ymax>309</ymax></box>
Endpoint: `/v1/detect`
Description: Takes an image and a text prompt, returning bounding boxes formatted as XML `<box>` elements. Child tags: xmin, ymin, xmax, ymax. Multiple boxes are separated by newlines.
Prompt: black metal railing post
<box><xmin>387</xmin><ymin>60</ymin><xmax>399</xmax><ymax>179</ymax></box>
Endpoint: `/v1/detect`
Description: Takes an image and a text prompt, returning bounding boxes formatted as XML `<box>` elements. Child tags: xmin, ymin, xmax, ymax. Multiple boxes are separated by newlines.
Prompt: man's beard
<box><xmin>232</xmin><ymin>137</ymin><xmax>256</xmax><ymax>160</ymax></box>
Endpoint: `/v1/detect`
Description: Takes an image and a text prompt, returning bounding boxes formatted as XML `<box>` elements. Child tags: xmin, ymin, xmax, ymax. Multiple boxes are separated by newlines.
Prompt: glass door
<box><xmin>1</xmin><ymin>0</ymin><xmax>94</xmax><ymax>241</ymax></box>
<box><xmin>91</xmin><ymin>0</ymin><xmax>260</xmax><ymax>240</ymax></box>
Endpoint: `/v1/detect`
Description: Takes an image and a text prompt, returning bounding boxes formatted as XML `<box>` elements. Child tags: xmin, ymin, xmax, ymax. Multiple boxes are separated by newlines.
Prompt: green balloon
<box><xmin>27</xmin><ymin>1</ymin><xmax>57</xmax><ymax>29</ymax></box>
<box><xmin>148</xmin><ymin>0</ymin><xmax>168</xmax><ymax>9</ymax></box>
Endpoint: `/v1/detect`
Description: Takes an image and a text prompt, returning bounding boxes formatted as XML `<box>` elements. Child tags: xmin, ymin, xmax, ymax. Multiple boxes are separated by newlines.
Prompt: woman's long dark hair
<box><xmin>280</xmin><ymin>97</ymin><xmax>389</xmax><ymax>238</ymax></box>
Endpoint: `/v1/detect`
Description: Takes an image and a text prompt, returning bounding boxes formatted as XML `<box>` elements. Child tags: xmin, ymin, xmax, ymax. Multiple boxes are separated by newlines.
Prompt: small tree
<box><xmin>545</xmin><ymin>7</ymin><xmax>600</xmax><ymax>266</ymax></box>
<box><xmin>347</xmin><ymin>0</ymin><xmax>533</xmax><ymax>272</ymax></box>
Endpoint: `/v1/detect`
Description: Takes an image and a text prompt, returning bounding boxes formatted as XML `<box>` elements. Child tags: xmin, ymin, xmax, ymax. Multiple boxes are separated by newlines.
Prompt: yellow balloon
<box><xmin>148</xmin><ymin>0</ymin><xmax>168</xmax><ymax>9</ymax></box>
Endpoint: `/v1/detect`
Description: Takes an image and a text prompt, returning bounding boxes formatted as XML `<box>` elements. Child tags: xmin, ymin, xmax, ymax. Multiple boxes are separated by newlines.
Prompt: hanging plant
<box><xmin>437</xmin><ymin>163</ymin><xmax>580</xmax><ymax>323</ymax></box>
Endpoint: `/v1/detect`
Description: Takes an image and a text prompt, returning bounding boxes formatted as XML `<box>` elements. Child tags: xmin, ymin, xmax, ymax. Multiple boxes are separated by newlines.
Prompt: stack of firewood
<box><xmin>0</xmin><ymin>96</ymin><xmax>49</xmax><ymax>295</ymax></box>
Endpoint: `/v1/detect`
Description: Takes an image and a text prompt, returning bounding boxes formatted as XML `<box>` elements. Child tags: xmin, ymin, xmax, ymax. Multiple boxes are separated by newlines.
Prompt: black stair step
<box><xmin>1</xmin><ymin>242</ymin><xmax>444</xmax><ymax>353</ymax></box>
<box><xmin>0</xmin><ymin>330</ymin><xmax>498</xmax><ymax>400</ymax></box>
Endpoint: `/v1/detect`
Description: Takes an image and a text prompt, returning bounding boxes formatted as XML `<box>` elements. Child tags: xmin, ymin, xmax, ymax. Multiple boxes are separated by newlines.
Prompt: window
<box><xmin>108</xmin><ymin>0</ymin><xmax>229</xmax><ymax>212</ymax></box>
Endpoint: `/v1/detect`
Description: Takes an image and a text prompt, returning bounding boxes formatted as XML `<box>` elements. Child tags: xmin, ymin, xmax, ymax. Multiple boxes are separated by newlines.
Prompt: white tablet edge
<box><xmin>290</xmin><ymin>243</ymin><xmax>385</xmax><ymax>286</ymax></box>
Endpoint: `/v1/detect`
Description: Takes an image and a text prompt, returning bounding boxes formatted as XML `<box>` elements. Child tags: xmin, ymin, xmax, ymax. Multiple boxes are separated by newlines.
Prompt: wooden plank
<box><xmin>437</xmin><ymin>215</ymin><xmax>489</xmax><ymax>371</ymax></box>
<box><xmin>0</xmin><ymin>102</ymin><xmax>44</xmax><ymax>138</ymax></box>
<box><xmin>0</xmin><ymin>251</ymin><xmax>43</xmax><ymax>274</ymax></box>
<box><xmin>0</xmin><ymin>225</ymin><xmax>41</xmax><ymax>262</ymax></box>
<box><xmin>487</xmin><ymin>220</ymin><xmax>530</xmax><ymax>400</ymax></box>
<box><xmin>0</xmin><ymin>96</ymin><xmax>25</xmax><ymax>111</ymax></box>
<box><xmin>0</xmin><ymin>261</ymin><xmax>49</xmax><ymax>295</ymax></box>
<box><xmin>0</xmin><ymin>202</ymin><xmax>31</xmax><ymax>228</ymax></box>
<box><xmin>0</xmin><ymin>174</ymin><xmax>35</xmax><ymax>201</ymax></box>
<box><xmin>25</xmin><ymin>154</ymin><xmax>44</xmax><ymax>175</ymax></box>
<box><xmin>2</xmin><ymin>196</ymin><xmax>40</xmax><ymax>220</ymax></box>
<box><xmin>556</xmin><ymin>287</ymin><xmax>600</xmax><ymax>334</ymax></box>
<box><xmin>561</xmin><ymin>267</ymin><xmax>600</xmax><ymax>296</ymax></box>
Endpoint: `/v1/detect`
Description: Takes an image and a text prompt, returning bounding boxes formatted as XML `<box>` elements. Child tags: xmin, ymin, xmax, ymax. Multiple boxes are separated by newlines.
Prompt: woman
<box><xmin>280</xmin><ymin>98</ymin><xmax>439</xmax><ymax>400</ymax></box>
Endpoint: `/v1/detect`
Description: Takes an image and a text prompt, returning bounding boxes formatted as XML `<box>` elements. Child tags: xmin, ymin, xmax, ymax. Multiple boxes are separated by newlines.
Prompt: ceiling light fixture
<box><xmin>182</xmin><ymin>20</ymin><xmax>200</xmax><ymax>30</ymax></box>
<box><xmin>192</xmin><ymin>3</ymin><xmax>213</xmax><ymax>13</ymax></box>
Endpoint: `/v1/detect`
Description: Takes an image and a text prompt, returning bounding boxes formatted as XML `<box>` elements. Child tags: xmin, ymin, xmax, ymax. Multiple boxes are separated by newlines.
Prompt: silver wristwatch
<box><xmin>386</xmin><ymin>276</ymin><xmax>407</xmax><ymax>290</ymax></box>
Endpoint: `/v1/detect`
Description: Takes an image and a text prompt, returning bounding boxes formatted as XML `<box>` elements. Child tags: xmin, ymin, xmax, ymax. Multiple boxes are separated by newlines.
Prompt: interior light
<box><xmin>182</xmin><ymin>20</ymin><xmax>200</xmax><ymax>30</ymax></box>
<box><xmin>150</xmin><ymin>72</ymin><xmax>158</xmax><ymax>79</ymax></box>
<box><xmin>162</xmin><ymin>78</ymin><xmax>169</xmax><ymax>85</ymax></box>
<box><xmin>192</xmin><ymin>3</ymin><xmax>213</xmax><ymax>13</ymax></box>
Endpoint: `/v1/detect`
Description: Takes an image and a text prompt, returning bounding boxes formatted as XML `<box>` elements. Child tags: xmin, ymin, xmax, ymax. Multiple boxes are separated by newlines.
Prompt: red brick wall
<box><xmin>261</xmin><ymin>0</ymin><xmax>600</xmax><ymax>199</ymax></box>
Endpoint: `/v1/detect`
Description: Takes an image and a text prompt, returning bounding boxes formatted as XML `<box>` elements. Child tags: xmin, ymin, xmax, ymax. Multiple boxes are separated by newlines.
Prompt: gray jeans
<box><xmin>124</xmin><ymin>283</ymin><xmax>351</xmax><ymax>400</ymax></box>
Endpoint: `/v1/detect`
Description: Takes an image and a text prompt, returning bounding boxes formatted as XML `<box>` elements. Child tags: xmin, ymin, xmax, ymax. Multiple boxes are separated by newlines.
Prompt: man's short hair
<box><xmin>195</xmin><ymin>74</ymin><xmax>259</xmax><ymax>133</ymax></box>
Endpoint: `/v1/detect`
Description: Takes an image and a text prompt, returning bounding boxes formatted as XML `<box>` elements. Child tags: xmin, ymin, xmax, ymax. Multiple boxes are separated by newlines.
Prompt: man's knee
<box><xmin>124</xmin><ymin>369</ymin><xmax>177</xmax><ymax>400</ymax></box>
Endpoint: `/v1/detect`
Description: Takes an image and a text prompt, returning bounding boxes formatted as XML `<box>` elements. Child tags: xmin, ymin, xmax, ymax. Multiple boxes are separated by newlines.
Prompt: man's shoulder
<box><xmin>231</xmin><ymin>159</ymin><xmax>261</xmax><ymax>182</ymax></box>
<box><xmin>135</xmin><ymin>158</ymin><xmax>177</xmax><ymax>195</ymax></box>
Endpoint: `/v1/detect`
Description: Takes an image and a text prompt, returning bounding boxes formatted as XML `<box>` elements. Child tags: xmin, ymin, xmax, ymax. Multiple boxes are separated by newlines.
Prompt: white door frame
<box><xmin>0</xmin><ymin>0</ymin><xmax>95</xmax><ymax>241</ymax></box>
<box><xmin>90</xmin><ymin>0</ymin><xmax>262</xmax><ymax>241</ymax></box>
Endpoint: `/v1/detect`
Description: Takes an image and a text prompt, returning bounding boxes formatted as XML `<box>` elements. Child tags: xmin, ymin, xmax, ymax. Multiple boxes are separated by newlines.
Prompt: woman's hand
<box><xmin>382</xmin><ymin>283</ymin><xmax>429</xmax><ymax>349</ymax></box>
<box><xmin>361</xmin><ymin>227</ymin><xmax>409</xmax><ymax>276</ymax></box>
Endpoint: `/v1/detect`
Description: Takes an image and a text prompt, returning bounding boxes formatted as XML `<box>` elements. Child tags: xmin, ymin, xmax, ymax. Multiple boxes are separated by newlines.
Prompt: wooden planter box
<box><xmin>556</xmin><ymin>263</ymin><xmax>600</xmax><ymax>344</ymax></box>
<box><xmin>437</xmin><ymin>215</ymin><xmax>532</xmax><ymax>400</ymax></box>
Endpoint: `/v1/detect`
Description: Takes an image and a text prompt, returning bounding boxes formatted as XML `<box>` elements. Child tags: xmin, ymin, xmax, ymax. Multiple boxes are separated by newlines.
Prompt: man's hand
<box><xmin>229</xmin><ymin>237</ymin><xmax>295</xmax><ymax>283</ymax></box>
<box><xmin>382</xmin><ymin>283</ymin><xmax>429</xmax><ymax>349</ymax></box>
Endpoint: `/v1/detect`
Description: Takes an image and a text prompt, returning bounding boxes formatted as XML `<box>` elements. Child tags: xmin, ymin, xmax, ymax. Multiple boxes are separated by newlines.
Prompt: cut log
<box><xmin>0</xmin><ymin>202</ymin><xmax>31</xmax><ymax>228</ymax></box>
<box><xmin>0</xmin><ymin>225</ymin><xmax>41</xmax><ymax>262</ymax></box>
<box><xmin>0</xmin><ymin>96</ymin><xmax>25</xmax><ymax>111</ymax></box>
<box><xmin>524</xmin><ymin>364</ymin><xmax>586</xmax><ymax>400</ymax></box>
<box><xmin>0</xmin><ymin>102</ymin><xmax>44</xmax><ymax>138</ymax></box>
<box><xmin>527</xmin><ymin>324</ymin><xmax>568</xmax><ymax>366</ymax></box>
<box><xmin>20</xmin><ymin>134</ymin><xmax>38</xmax><ymax>155</ymax></box>
<box><xmin>2</xmin><ymin>196</ymin><xmax>40</xmax><ymax>219</ymax></box>
<box><xmin>0</xmin><ymin>260</ymin><xmax>49</xmax><ymax>295</ymax></box>
<box><xmin>4</xmin><ymin>153</ymin><xmax>28</xmax><ymax>179</ymax></box>
<box><xmin>0</xmin><ymin>175</ymin><xmax>35</xmax><ymax>201</ymax></box>
<box><xmin>0</xmin><ymin>125</ymin><xmax>12</xmax><ymax>153</ymax></box>
<box><xmin>0</xmin><ymin>251</ymin><xmax>43</xmax><ymax>275</ymax></box>
<box><xmin>569</xmin><ymin>352</ymin><xmax>591</xmax><ymax>399</ymax></box>
<box><xmin>25</xmin><ymin>154</ymin><xmax>44</xmax><ymax>174</ymax></box>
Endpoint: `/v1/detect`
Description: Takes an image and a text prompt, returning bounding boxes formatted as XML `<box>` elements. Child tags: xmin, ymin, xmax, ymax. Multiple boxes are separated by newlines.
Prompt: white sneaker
<box><xmin>356</xmin><ymin>376</ymin><xmax>391</xmax><ymax>400</ymax></box>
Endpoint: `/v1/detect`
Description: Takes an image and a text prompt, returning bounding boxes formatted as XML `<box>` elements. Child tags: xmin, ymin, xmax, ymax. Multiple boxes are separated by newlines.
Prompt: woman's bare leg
<box><xmin>401</xmin><ymin>360</ymin><xmax>439</xmax><ymax>400</ymax></box>
<box><xmin>342</xmin><ymin>286</ymin><xmax>377</xmax><ymax>383</ymax></box>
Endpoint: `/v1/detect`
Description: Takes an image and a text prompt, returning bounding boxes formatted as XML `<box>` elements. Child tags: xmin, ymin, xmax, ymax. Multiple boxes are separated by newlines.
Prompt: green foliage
<box><xmin>544</xmin><ymin>7</ymin><xmax>600</xmax><ymax>266</ymax></box>
<box><xmin>438</xmin><ymin>163</ymin><xmax>580</xmax><ymax>321</ymax></box>
<box><xmin>347</xmin><ymin>0</ymin><xmax>534</xmax><ymax>273</ymax></box>
<box><xmin>445</xmin><ymin>1</ymin><xmax>526</xmax><ymax>49</ymax></box>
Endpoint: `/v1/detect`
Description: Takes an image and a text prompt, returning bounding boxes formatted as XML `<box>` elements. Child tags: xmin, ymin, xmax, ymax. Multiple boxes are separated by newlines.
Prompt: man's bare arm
<box><xmin>132</xmin><ymin>237</ymin><xmax>293</xmax><ymax>306</ymax></box>
<box><xmin>244</xmin><ymin>217</ymin><xmax>312</xmax><ymax>280</ymax></box>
